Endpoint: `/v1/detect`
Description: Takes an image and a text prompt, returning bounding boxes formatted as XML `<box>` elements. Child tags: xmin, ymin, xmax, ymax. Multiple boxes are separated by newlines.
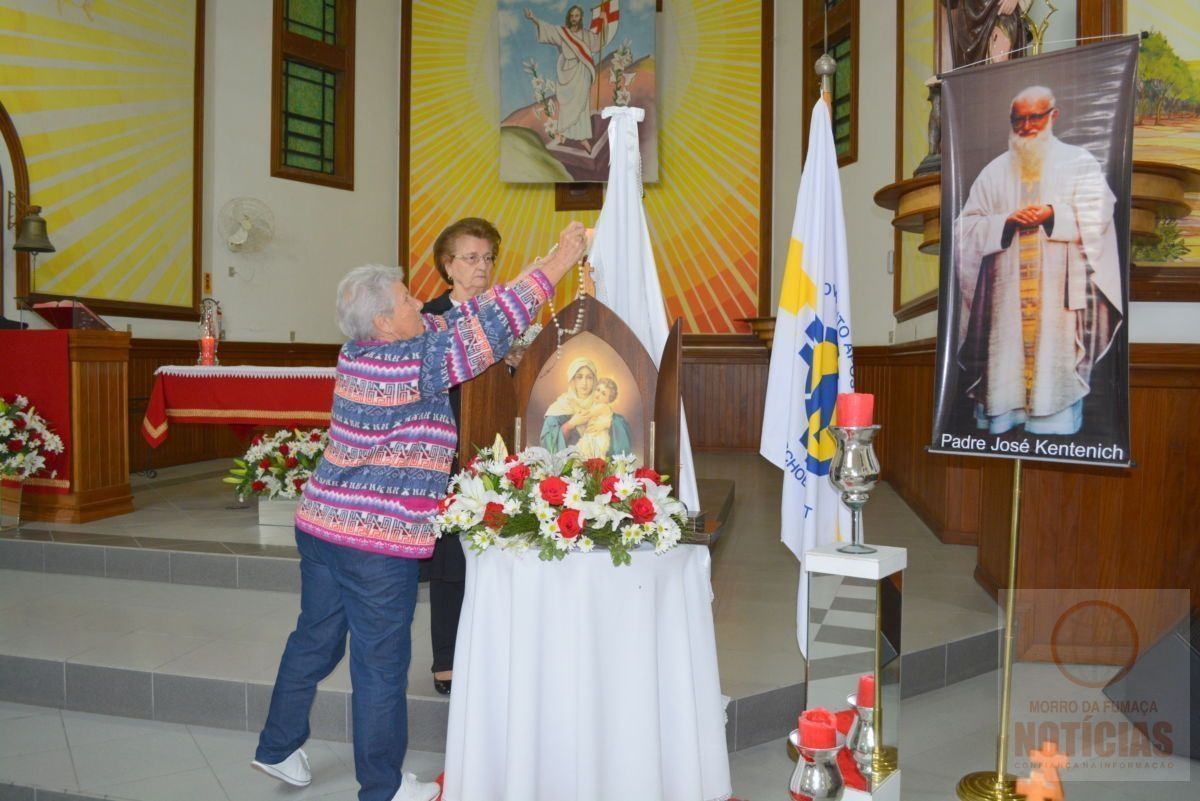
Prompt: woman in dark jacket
<box><xmin>421</xmin><ymin>217</ymin><xmax>525</xmax><ymax>695</ymax></box>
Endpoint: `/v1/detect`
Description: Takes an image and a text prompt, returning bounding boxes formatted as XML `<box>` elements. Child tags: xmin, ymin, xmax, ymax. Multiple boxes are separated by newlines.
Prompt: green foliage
<box><xmin>1132</xmin><ymin>218</ymin><xmax>1191</xmax><ymax>262</ymax></box>
<box><xmin>1138</xmin><ymin>31</ymin><xmax>1200</xmax><ymax>123</ymax></box>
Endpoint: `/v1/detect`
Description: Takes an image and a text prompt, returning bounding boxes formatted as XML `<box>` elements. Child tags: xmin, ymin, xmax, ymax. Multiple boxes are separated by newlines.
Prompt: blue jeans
<box><xmin>256</xmin><ymin>529</ymin><xmax>420</xmax><ymax>801</ymax></box>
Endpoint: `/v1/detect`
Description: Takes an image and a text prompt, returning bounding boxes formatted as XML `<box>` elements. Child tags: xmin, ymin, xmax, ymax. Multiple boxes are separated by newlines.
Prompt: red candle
<box><xmin>199</xmin><ymin>336</ymin><xmax>216</xmax><ymax>366</ymax></box>
<box><xmin>857</xmin><ymin>674</ymin><xmax>876</xmax><ymax>709</ymax></box>
<box><xmin>798</xmin><ymin>707</ymin><xmax>837</xmax><ymax>748</ymax></box>
<box><xmin>836</xmin><ymin>392</ymin><xmax>874</xmax><ymax>427</ymax></box>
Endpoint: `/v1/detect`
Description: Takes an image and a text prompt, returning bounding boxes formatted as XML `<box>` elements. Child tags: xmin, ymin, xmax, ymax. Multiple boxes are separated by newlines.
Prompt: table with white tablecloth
<box><xmin>441</xmin><ymin>544</ymin><xmax>732</xmax><ymax>801</ymax></box>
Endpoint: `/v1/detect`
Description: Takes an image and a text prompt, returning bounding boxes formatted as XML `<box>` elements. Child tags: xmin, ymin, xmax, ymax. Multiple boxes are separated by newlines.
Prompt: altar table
<box><xmin>442</xmin><ymin>544</ymin><xmax>732</xmax><ymax>801</ymax></box>
<box><xmin>141</xmin><ymin>365</ymin><xmax>336</xmax><ymax>447</ymax></box>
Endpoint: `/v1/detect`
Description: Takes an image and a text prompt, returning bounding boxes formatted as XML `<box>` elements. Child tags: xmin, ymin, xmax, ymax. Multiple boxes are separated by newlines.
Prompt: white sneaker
<box><xmin>251</xmin><ymin>748</ymin><xmax>312</xmax><ymax>787</ymax></box>
<box><xmin>391</xmin><ymin>772</ymin><xmax>441</xmax><ymax>801</ymax></box>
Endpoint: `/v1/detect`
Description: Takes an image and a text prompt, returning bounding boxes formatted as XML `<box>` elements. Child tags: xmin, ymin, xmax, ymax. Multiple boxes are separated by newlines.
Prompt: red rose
<box><xmin>310</xmin><ymin>432</ymin><xmax>322</xmax><ymax>442</ymax></box>
<box><xmin>13</xmin><ymin>417</ymin><xmax>26</xmax><ymax>430</ymax></box>
<box><xmin>252</xmin><ymin>435</ymin><xmax>263</xmax><ymax>445</ymax></box>
<box><xmin>634</xmin><ymin>467</ymin><xmax>661</xmax><ymax>485</ymax></box>
<box><xmin>539</xmin><ymin>476</ymin><xmax>568</xmax><ymax>506</ymax></box>
<box><xmin>630</xmin><ymin>496</ymin><xmax>656</xmax><ymax>524</ymax></box>
<box><xmin>557</xmin><ymin>508</ymin><xmax>582</xmax><ymax>539</ymax></box>
<box><xmin>279</xmin><ymin>443</ymin><xmax>290</xmax><ymax>456</ymax></box>
<box><xmin>584</xmin><ymin>458</ymin><xmax>607</xmax><ymax>476</ymax></box>
<box><xmin>505</xmin><ymin>463</ymin><xmax>531</xmax><ymax>489</ymax></box>
<box><xmin>466</xmin><ymin>456</ymin><xmax>482</xmax><ymax>476</ymax></box>
<box><xmin>259</xmin><ymin>458</ymin><xmax>272</xmax><ymax>470</ymax></box>
<box><xmin>6</xmin><ymin>439</ymin><xmax>23</xmax><ymax>453</ymax></box>
<box><xmin>285</xmin><ymin>456</ymin><xmax>299</xmax><ymax>469</ymax></box>
<box><xmin>483</xmin><ymin>501</ymin><xmax>508</xmax><ymax>530</ymax></box>
<box><xmin>292</xmin><ymin>478</ymin><xmax>305</xmax><ymax>491</ymax></box>
<box><xmin>437</xmin><ymin>494</ymin><xmax>455</xmax><ymax>514</ymax></box>
<box><xmin>600</xmin><ymin>475</ymin><xmax>620</xmax><ymax>496</ymax></box>
<box><xmin>251</xmin><ymin>480</ymin><xmax>266</xmax><ymax>492</ymax></box>
<box><xmin>504</xmin><ymin>454</ymin><xmax>519</xmax><ymax>464</ymax></box>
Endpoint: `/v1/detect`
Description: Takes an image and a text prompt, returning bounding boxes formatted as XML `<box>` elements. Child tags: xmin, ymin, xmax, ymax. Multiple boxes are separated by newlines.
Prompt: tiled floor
<box><xmin>3</xmin><ymin>669</ymin><xmax>1194</xmax><ymax>801</ymax></box>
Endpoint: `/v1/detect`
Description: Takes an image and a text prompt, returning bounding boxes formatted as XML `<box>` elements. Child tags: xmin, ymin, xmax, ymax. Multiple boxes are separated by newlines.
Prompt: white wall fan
<box><xmin>218</xmin><ymin>197</ymin><xmax>275</xmax><ymax>253</ymax></box>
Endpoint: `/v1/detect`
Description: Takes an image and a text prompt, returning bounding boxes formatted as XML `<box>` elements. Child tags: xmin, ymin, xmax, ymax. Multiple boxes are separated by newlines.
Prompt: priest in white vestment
<box><xmin>524</xmin><ymin>5</ymin><xmax>601</xmax><ymax>144</ymax></box>
<box><xmin>955</xmin><ymin>85</ymin><xmax>1123</xmax><ymax>436</ymax></box>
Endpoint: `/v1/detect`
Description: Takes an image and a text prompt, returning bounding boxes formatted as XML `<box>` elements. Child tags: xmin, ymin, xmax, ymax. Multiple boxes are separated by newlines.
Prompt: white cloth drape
<box><xmin>442</xmin><ymin>545</ymin><xmax>732</xmax><ymax>801</ymax></box>
<box><xmin>590</xmin><ymin>105</ymin><xmax>700</xmax><ymax>512</ymax></box>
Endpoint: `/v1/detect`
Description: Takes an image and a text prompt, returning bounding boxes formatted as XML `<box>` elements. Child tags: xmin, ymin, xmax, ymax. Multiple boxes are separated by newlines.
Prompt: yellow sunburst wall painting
<box><xmin>407</xmin><ymin>0</ymin><xmax>764</xmax><ymax>334</ymax></box>
<box><xmin>0</xmin><ymin>0</ymin><xmax>198</xmax><ymax>309</ymax></box>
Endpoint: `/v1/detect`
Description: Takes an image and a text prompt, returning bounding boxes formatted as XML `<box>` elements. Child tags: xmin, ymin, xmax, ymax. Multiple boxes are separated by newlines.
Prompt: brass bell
<box><xmin>13</xmin><ymin>206</ymin><xmax>56</xmax><ymax>253</ymax></box>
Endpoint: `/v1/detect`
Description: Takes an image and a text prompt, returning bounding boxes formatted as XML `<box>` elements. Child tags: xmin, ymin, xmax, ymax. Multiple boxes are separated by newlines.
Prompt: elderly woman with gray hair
<box><xmin>252</xmin><ymin>222</ymin><xmax>589</xmax><ymax>801</ymax></box>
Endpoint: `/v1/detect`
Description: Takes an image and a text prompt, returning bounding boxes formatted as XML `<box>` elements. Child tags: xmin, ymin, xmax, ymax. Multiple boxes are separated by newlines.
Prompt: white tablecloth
<box><xmin>442</xmin><ymin>544</ymin><xmax>732</xmax><ymax>801</ymax></box>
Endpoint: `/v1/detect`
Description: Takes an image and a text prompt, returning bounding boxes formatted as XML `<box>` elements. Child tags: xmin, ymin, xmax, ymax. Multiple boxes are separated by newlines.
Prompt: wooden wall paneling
<box><xmin>855</xmin><ymin>343</ymin><xmax>983</xmax><ymax>546</ymax></box>
<box><xmin>680</xmin><ymin>338</ymin><xmax>769</xmax><ymax>450</ymax></box>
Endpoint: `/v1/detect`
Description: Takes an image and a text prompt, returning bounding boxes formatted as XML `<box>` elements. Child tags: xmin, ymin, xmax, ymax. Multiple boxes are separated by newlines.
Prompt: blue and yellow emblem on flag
<box><xmin>799</xmin><ymin>317</ymin><xmax>840</xmax><ymax>476</ymax></box>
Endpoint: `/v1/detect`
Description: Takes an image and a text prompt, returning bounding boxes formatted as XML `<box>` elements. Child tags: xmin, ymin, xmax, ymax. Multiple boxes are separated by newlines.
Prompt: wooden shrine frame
<box><xmin>457</xmin><ymin>295</ymin><xmax>682</xmax><ymax>485</ymax></box>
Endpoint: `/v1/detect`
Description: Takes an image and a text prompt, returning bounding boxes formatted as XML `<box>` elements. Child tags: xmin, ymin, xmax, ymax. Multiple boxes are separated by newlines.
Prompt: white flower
<box><xmin>578</xmin><ymin>500</ymin><xmax>629</xmax><ymax>531</ymax></box>
<box><xmin>612</xmin><ymin>476</ymin><xmax>639</xmax><ymax>501</ymax></box>
<box><xmin>616</xmin><ymin>88</ymin><xmax>631</xmax><ymax>105</ymax></box>
<box><xmin>577</xmin><ymin>535</ymin><xmax>595</xmax><ymax>553</ymax></box>
<box><xmin>611</xmin><ymin>453</ymin><xmax>637</xmax><ymax>473</ymax></box>
<box><xmin>454</xmin><ymin>474</ymin><xmax>502</xmax><ymax>519</ymax></box>
<box><xmin>532</xmin><ymin>501</ymin><xmax>556</xmax><ymax>523</ymax></box>
<box><xmin>502</xmin><ymin>496</ymin><xmax>522</xmax><ymax>516</ymax></box>
<box><xmin>643</xmin><ymin>482</ymin><xmax>686</xmax><ymax>518</ymax></box>
<box><xmin>620</xmin><ymin>524</ymin><xmax>646</xmax><ymax>546</ymax></box>
<box><xmin>14</xmin><ymin>395</ymin><xmax>28</xmax><ymax>408</ymax></box>
<box><xmin>470</xmin><ymin>531</ymin><xmax>495</xmax><ymax>551</ymax></box>
<box><xmin>564</xmin><ymin>480</ymin><xmax>586</xmax><ymax>508</ymax></box>
<box><xmin>539</xmin><ymin>519</ymin><xmax>560</xmax><ymax>539</ymax></box>
<box><xmin>553</xmin><ymin>536</ymin><xmax>571</xmax><ymax>552</ymax></box>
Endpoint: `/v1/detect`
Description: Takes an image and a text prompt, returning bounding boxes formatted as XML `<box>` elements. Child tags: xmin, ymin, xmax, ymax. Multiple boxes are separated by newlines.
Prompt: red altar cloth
<box><xmin>142</xmin><ymin>365</ymin><xmax>336</xmax><ymax>447</ymax></box>
<box><xmin>0</xmin><ymin>330</ymin><xmax>72</xmax><ymax>494</ymax></box>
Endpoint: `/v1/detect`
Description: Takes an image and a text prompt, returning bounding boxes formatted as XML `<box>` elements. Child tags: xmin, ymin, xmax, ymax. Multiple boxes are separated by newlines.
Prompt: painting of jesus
<box><xmin>499</xmin><ymin>0</ymin><xmax>658</xmax><ymax>182</ymax></box>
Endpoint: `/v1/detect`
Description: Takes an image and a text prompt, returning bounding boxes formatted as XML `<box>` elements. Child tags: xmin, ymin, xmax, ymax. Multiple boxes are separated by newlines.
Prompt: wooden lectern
<box><xmin>0</xmin><ymin>329</ymin><xmax>133</xmax><ymax>522</ymax></box>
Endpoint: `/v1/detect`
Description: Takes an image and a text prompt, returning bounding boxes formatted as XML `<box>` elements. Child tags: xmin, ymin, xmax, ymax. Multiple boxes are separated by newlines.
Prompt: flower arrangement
<box><xmin>609</xmin><ymin>39</ymin><xmax>636</xmax><ymax>106</ymax></box>
<box><xmin>225</xmin><ymin>428</ymin><xmax>328</xmax><ymax>500</ymax></box>
<box><xmin>523</xmin><ymin>58</ymin><xmax>559</xmax><ymax>137</ymax></box>
<box><xmin>0</xmin><ymin>395</ymin><xmax>65</xmax><ymax>480</ymax></box>
<box><xmin>434</xmin><ymin>442</ymin><xmax>688</xmax><ymax>567</ymax></box>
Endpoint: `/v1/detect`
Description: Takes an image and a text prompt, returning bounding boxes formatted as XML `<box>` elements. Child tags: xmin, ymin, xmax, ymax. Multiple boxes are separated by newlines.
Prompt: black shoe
<box><xmin>433</xmin><ymin>678</ymin><xmax>452</xmax><ymax>695</ymax></box>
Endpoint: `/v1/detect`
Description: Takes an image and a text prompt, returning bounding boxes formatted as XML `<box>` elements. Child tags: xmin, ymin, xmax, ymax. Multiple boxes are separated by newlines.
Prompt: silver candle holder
<box><xmin>845</xmin><ymin>692</ymin><xmax>877</xmax><ymax>778</ymax></box>
<box><xmin>787</xmin><ymin>729</ymin><xmax>846</xmax><ymax>800</ymax></box>
<box><xmin>829</xmin><ymin>424</ymin><xmax>881</xmax><ymax>554</ymax></box>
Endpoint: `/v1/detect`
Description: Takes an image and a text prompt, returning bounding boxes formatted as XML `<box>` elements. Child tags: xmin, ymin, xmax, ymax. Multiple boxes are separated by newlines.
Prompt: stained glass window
<box><xmin>285</xmin><ymin>0</ymin><xmax>337</xmax><ymax>44</ymax></box>
<box><xmin>273</xmin><ymin>0</ymin><xmax>354</xmax><ymax>188</ymax></box>
<box><xmin>282</xmin><ymin>60</ymin><xmax>336</xmax><ymax>174</ymax></box>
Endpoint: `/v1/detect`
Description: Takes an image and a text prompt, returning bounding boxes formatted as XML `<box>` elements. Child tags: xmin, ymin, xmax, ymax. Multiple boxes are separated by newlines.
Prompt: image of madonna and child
<box><xmin>539</xmin><ymin>357</ymin><xmax>633</xmax><ymax>459</ymax></box>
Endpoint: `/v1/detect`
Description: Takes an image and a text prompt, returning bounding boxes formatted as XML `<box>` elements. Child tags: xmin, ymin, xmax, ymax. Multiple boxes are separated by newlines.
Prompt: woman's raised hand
<box><xmin>555</xmin><ymin>221</ymin><xmax>589</xmax><ymax>267</ymax></box>
<box><xmin>524</xmin><ymin>221</ymin><xmax>588</xmax><ymax>286</ymax></box>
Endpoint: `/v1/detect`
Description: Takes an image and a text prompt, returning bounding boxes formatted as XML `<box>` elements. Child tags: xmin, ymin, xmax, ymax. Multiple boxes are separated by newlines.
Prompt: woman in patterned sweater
<box><xmin>253</xmin><ymin>222</ymin><xmax>589</xmax><ymax>801</ymax></box>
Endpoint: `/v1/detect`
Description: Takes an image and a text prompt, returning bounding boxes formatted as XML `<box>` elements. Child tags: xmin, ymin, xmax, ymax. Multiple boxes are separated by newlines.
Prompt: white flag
<box><xmin>760</xmin><ymin>100</ymin><xmax>854</xmax><ymax>657</ymax></box>
<box><xmin>589</xmin><ymin>105</ymin><xmax>700</xmax><ymax>512</ymax></box>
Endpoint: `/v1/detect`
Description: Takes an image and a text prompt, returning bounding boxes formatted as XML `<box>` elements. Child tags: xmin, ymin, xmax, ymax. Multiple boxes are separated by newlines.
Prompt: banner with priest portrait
<box><xmin>931</xmin><ymin>38</ymin><xmax>1138</xmax><ymax>468</ymax></box>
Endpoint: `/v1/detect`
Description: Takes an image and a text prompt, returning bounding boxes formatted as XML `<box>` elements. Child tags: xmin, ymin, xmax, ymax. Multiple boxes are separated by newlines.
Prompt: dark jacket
<box><xmin>421</xmin><ymin>290</ymin><xmax>461</xmax><ymax>427</ymax></box>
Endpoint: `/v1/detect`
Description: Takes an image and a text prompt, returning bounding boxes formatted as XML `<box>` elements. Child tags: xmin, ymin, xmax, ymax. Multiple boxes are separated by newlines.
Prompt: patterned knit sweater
<box><xmin>296</xmin><ymin>271</ymin><xmax>553</xmax><ymax>558</ymax></box>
